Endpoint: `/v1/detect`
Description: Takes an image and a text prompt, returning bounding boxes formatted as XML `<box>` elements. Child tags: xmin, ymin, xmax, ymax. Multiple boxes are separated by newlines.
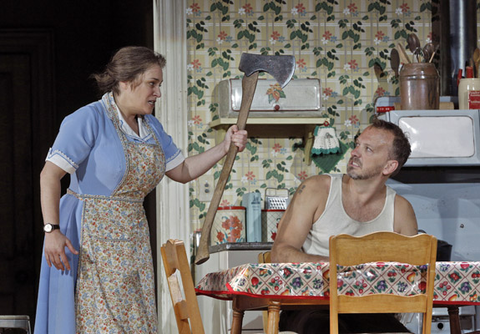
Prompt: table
<box><xmin>196</xmin><ymin>261</ymin><xmax>480</xmax><ymax>334</ymax></box>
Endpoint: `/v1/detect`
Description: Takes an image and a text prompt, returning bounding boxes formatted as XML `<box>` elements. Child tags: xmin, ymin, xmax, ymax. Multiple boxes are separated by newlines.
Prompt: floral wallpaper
<box><xmin>184</xmin><ymin>0</ymin><xmax>447</xmax><ymax>231</ymax></box>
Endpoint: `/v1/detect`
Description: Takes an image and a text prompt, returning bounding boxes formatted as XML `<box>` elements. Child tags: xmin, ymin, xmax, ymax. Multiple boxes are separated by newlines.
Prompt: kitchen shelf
<box><xmin>209</xmin><ymin>117</ymin><xmax>329</xmax><ymax>165</ymax></box>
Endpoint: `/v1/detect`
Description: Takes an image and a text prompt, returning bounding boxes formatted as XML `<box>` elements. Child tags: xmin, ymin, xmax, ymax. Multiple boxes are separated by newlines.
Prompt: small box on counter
<box><xmin>242</xmin><ymin>192</ymin><xmax>262</xmax><ymax>242</ymax></box>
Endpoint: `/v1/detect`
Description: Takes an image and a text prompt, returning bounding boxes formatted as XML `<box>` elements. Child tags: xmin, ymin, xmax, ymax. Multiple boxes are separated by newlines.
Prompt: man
<box><xmin>271</xmin><ymin>118</ymin><xmax>417</xmax><ymax>333</ymax></box>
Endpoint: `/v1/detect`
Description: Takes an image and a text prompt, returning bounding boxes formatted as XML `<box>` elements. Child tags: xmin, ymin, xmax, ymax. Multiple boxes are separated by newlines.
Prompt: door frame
<box><xmin>153</xmin><ymin>1</ymin><xmax>190</xmax><ymax>332</ymax></box>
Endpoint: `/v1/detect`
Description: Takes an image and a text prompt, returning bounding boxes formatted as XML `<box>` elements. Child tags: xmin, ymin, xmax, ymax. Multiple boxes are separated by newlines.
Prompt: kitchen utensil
<box><xmin>390</xmin><ymin>48</ymin><xmax>400</xmax><ymax>76</ymax></box>
<box><xmin>466</xmin><ymin>65</ymin><xmax>474</xmax><ymax>78</ymax></box>
<box><xmin>473</xmin><ymin>48</ymin><xmax>480</xmax><ymax>77</ymax></box>
<box><xmin>397</xmin><ymin>43</ymin><xmax>411</xmax><ymax>64</ymax></box>
<box><xmin>457</xmin><ymin>68</ymin><xmax>463</xmax><ymax>87</ymax></box>
<box><xmin>195</xmin><ymin>53</ymin><xmax>296</xmax><ymax>265</ymax></box>
<box><xmin>406</xmin><ymin>33</ymin><xmax>421</xmax><ymax>61</ymax></box>
<box><xmin>264</xmin><ymin>187</ymin><xmax>289</xmax><ymax>210</ymax></box>
<box><xmin>422</xmin><ymin>43</ymin><xmax>434</xmax><ymax>63</ymax></box>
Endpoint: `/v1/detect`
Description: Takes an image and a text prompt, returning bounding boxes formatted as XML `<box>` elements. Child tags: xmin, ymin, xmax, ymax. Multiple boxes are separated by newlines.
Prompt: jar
<box><xmin>210</xmin><ymin>206</ymin><xmax>246</xmax><ymax>245</ymax></box>
<box><xmin>458</xmin><ymin>78</ymin><xmax>480</xmax><ymax>110</ymax></box>
<box><xmin>399</xmin><ymin>63</ymin><xmax>440</xmax><ymax>110</ymax></box>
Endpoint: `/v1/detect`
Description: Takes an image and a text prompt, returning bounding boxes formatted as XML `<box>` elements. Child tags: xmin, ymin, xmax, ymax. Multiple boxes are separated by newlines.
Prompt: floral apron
<box><xmin>70</xmin><ymin>103</ymin><xmax>165</xmax><ymax>333</ymax></box>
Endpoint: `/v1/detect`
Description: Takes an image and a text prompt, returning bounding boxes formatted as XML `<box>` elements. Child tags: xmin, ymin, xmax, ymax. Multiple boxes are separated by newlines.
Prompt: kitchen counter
<box><xmin>209</xmin><ymin>242</ymin><xmax>273</xmax><ymax>254</ymax></box>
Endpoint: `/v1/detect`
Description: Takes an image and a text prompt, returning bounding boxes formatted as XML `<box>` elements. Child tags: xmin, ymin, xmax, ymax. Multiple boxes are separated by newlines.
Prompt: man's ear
<box><xmin>383</xmin><ymin>160</ymin><xmax>399</xmax><ymax>176</ymax></box>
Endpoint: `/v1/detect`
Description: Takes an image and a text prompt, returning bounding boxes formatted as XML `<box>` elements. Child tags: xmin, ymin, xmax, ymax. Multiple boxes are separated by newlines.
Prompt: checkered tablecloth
<box><xmin>195</xmin><ymin>261</ymin><xmax>480</xmax><ymax>304</ymax></box>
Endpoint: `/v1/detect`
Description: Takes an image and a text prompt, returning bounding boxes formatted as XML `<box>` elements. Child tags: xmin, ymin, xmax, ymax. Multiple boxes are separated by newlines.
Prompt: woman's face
<box><xmin>118</xmin><ymin>65</ymin><xmax>163</xmax><ymax>117</ymax></box>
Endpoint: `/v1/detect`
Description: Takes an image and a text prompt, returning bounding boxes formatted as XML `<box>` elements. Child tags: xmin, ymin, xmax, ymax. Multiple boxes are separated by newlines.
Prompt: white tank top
<box><xmin>302</xmin><ymin>174</ymin><xmax>396</xmax><ymax>257</ymax></box>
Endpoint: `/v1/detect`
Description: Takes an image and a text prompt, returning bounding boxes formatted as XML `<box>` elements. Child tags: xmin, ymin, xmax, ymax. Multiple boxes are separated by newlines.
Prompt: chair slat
<box><xmin>329</xmin><ymin>232</ymin><xmax>437</xmax><ymax>334</ymax></box>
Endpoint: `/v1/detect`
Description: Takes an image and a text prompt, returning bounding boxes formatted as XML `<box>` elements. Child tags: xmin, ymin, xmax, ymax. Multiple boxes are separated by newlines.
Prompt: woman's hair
<box><xmin>91</xmin><ymin>46</ymin><xmax>166</xmax><ymax>96</ymax></box>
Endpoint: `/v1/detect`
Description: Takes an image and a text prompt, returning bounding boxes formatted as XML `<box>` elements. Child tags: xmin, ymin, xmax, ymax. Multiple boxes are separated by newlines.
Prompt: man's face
<box><xmin>347</xmin><ymin>126</ymin><xmax>394</xmax><ymax>180</ymax></box>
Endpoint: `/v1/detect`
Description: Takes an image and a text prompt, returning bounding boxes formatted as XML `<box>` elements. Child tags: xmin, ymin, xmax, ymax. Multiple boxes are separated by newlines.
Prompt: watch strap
<box><xmin>44</xmin><ymin>223</ymin><xmax>60</xmax><ymax>233</ymax></box>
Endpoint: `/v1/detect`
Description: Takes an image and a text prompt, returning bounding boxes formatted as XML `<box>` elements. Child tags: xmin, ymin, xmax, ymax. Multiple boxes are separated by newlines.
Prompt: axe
<box><xmin>195</xmin><ymin>53</ymin><xmax>295</xmax><ymax>265</ymax></box>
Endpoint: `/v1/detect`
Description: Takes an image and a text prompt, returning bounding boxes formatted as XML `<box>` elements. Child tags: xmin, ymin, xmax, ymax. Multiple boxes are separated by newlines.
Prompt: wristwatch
<box><xmin>43</xmin><ymin>223</ymin><xmax>60</xmax><ymax>233</ymax></box>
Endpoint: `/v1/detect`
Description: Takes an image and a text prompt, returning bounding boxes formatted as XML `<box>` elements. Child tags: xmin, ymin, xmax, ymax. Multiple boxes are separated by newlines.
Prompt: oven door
<box><xmin>377</xmin><ymin>104</ymin><xmax>480</xmax><ymax>166</ymax></box>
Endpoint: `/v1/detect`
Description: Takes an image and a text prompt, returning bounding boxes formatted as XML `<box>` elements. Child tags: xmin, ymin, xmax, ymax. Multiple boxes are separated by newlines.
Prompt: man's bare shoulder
<box><xmin>294</xmin><ymin>174</ymin><xmax>331</xmax><ymax>200</ymax></box>
<box><xmin>394</xmin><ymin>193</ymin><xmax>418</xmax><ymax>235</ymax></box>
<box><xmin>394</xmin><ymin>193</ymin><xmax>414</xmax><ymax>210</ymax></box>
<box><xmin>302</xmin><ymin>174</ymin><xmax>331</xmax><ymax>190</ymax></box>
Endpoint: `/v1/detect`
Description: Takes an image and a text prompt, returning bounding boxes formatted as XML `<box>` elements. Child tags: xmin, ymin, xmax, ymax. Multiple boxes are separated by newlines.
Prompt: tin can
<box><xmin>458</xmin><ymin>78</ymin><xmax>480</xmax><ymax>109</ymax></box>
<box><xmin>261</xmin><ymin>209</ymin><xmax>285</xmax><ymax>242</ymax></box>
<box><xmin>210</xmin><ymin>206</ymin><xmax>246</xmax><ymax>245</ymax></box>
<box><xmin>400</xmin><ymin>63</ymin><xmax>440</xmax><ymax>110</ymax></box>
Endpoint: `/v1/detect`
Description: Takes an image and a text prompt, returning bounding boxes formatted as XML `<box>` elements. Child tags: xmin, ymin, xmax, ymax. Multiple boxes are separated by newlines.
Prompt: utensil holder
<box><xmin>400</xmin><ymin>63</ymin><xmax>440</xmax><ymax>110</ymax></box>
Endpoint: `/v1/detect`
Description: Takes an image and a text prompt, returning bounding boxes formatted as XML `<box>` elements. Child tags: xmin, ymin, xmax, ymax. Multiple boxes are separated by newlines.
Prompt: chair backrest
<box><xmin>257</xmin><ymin>251</ymin><xmax>272</xmax><ymax>332</ymax></box>
<box><xmin>257</xmin><ymin>251</ymin><xmax>272</xmax><ymax>264</ymax></box>
<box><xmin>329</xmin><ymin>231</ymin><xmax>437</xmax><ymax>334</ymax></box>
<box><xmin>161</xmin><ymin>239</ymin><xmax>205</xmax><ymax>334</ymax></box>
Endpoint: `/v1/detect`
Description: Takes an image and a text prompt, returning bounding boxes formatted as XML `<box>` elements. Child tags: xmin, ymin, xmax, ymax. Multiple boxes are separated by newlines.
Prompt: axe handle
<box><xmin>195</xmin><ymin>72</ymin><xmax>259</xmax><ymax>265</ymax></box>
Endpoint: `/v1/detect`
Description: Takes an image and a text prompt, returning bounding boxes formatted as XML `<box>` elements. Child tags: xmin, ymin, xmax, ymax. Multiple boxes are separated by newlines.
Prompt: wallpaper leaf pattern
<box><xmin>185</xmin><ymin>0</ymin><xmax>474</xmax><ymax>230</ymax></box>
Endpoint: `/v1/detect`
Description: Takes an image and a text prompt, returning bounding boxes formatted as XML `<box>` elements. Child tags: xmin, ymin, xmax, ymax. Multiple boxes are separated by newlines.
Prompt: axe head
<box><xmin>239</xmin><ymin>53</ymin><xmax>295</xmax><ymax>88</ymax></box>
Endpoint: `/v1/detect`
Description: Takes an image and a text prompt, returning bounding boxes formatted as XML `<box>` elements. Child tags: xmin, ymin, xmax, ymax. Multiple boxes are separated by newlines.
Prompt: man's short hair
<box><xmin>370</xmin><ymin>117</ymin><xmax>411</xmax><ymax>176</ymax></box>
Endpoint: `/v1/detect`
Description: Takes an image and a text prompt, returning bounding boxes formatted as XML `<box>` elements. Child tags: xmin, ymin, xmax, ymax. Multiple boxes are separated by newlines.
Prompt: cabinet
<box><xmin>210</xmin><ymin>117</ymin><xmax>328</xmax><ymax>165</ymax></box>
<box><xmin>212</xmin><ymin>78</ymin><xmax>328</xmax><ymax>165</ymax></box>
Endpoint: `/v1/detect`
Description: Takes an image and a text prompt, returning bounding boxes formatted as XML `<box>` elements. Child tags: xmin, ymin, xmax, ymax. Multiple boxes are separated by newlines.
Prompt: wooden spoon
<box><xmin>473</xmin><ymin>48</ymin><xmax>480</xmax><ymax>77</ymax></box>
<box><xmin>397</xmin><ymin>43</ymin><xmax>411</xmax><ymax>64</ymax></box>
<box><xmin>407</xmin><ymin>33</ymin><xmax>421</xmax><ymax>62</ymax></box>
<box><xmin>422</xmin><ymin>43</ymin><xmax>435</xmax><ymax>63</ymax></box>
<box><xmin>390</xmin><ymin>48</ymin><xmax>400</xmax><ymax>76</ymax></box>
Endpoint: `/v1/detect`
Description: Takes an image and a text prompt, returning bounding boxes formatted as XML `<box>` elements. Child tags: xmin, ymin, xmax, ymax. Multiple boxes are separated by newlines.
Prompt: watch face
<box><xmin>44</xmin><ymin>224</ymin><xmax>58</xmax><ymax>232</ymax></box>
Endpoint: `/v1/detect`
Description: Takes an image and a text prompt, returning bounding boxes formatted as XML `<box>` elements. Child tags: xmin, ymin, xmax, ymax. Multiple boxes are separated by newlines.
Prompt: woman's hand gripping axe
<box><xmin>195</xmin><ymin>53</ymin><xmax>296</xmax><ymax>265</ymax></box>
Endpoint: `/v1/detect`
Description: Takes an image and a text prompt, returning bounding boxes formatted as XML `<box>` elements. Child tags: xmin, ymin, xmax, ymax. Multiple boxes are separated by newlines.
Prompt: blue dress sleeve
<box><xmin>145</xmin><ymin>115</ymin><xmax>184</xmax><ymax>171</ymax></box>
<box><xmin>46</xmin><ymin>103</ymin><xmax>100</xmax><ymax>174</ymax></box>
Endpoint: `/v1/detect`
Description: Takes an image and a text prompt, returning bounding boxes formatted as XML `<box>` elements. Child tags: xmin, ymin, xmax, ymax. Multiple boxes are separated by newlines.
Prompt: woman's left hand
<box><xmin>223</xmin><ymin>125</ymin><xmax>248</xmax><ymax>153</ymax></box>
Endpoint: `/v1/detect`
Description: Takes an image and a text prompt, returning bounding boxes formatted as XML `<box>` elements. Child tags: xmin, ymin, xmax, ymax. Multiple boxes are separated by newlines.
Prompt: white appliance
<box><xmin>403</xmin><ymin>306</ymin><xmax>476</xmax><ymax>334</ymax></box>
<box><xmin>378</xmin><ymin>97</ymin><xmax>480</xmax><ymax>331</ymax></box>
<box><xmin>376</xmin><ymin>97</ymin><xmax>480</xmax><ymax>166</ymax></box>
<box><xmin>195</xmin><ymin>243</ymin><xmax>272</xmax><ymax>334</ymax></box>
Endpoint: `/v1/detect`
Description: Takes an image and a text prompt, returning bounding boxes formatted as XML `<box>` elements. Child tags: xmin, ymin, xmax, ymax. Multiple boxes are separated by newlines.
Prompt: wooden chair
<box><xmin>258</xmin><ymin>250</ymin><xmax>271</xmax><ymax>264</ymax></box>
<box><xmin>258</xmin><ymin>251</ymin><xmax>272</xmax><ymax>332</ymax></box>
<box><xmin>161</xmin><ymin>239</ymin><xmax>205</xmax><ymax>334</ymax></box>
<box><xmin>329</xmin><ymin>231</ymin><xmax>437</xmax><ymax>334</ymax></box>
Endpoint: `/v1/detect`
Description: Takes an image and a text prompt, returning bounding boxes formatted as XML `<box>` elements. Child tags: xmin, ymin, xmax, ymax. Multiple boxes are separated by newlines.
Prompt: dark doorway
<box><xmin>0</xmin><ymin>1</ymin><xmax>156</xmax><ymax>329</ymax></box>
<box><xmin>0</xmin><ymin>30</ymin><xmax>55</xmax><ymax>326</ymax></box>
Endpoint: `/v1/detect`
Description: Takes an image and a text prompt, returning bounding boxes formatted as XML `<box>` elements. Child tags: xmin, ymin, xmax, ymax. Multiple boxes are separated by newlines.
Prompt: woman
<box><xmin>34</xmin><ymin>46</ymin><xmax>247</xmax><ymax>333</ymax></box>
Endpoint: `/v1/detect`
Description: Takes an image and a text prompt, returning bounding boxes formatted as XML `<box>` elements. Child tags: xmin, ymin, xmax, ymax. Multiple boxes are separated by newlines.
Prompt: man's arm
<box><xmin>271</xmin><ymin>175</ymin><xmax>330</xmax><ymax>263</ymax></box>
<box><xmin>393</xmin><ymin>195</ymin><xmax>418</xmax><ymax>236</ymax></box>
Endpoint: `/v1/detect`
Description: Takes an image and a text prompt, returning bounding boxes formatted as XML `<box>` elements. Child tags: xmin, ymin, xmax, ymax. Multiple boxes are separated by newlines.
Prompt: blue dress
<box><xmin>34</xmin><ymin>93</ymin><xmax>183</xmax><ymax>334</ymax></box>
